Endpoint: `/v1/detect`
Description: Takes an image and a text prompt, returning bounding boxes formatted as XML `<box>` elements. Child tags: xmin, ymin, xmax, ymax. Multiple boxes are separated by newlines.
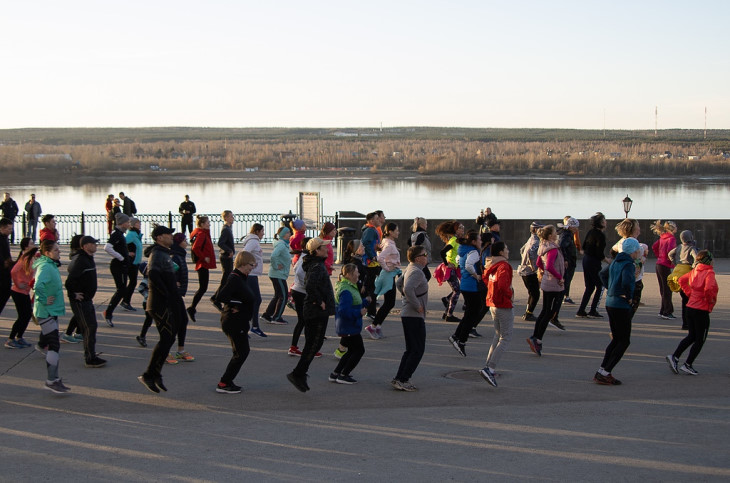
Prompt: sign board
<box><xmin>298</xmin><ymin>192</ymin><xmax>320</xmax><ymax>229</ymax></box>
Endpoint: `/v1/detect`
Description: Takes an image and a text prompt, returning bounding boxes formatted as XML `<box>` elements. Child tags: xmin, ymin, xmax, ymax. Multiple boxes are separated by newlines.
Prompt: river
<box><xmin>3</xmin><ymin>175</ymin><xmax>727</xmax><ymax>220</ymax></box>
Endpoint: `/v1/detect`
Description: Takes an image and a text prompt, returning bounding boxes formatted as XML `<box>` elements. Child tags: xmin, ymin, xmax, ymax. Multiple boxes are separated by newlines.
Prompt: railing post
<box><xmin>22</xmin><ymin>212</ymin><xmax>26</xmax><ymax>238</ymax></box>
<box><xmin>168</xmin><ymin>211</ymin><xmax>173</xmax><ymax>228</ymax></box>
<box><xmin>81</xmin><ymin>211</ymin><xmax>85</xmax><ymax>235</ymax></box>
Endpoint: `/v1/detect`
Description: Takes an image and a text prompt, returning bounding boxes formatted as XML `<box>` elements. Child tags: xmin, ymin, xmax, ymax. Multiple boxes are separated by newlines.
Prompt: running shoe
<box><xmin>155</xmin><ymin>378</ymin><xmax>167</xmax><ymax>392</ymax></box>
<box><xmin>336</xmin><ymin>374</ymin><xmax>357</xmax><ymax>384</ymax></box>
<box><xmin>448</xmin><ymin>335</ymin><xmax>466</xmax><ymax>357</ymax></box>
<box><xmin>4</xmin><ymin>339</ymin><xmax>21</xmax><ymax>349</ymax></box>
<box><xmin>563</xmin><ymin>297</ymin><xmax>575</xmax><ymax>305</ymax></box>
<box><xmin>575</xmin><ymin>311</ymin><xmax>589</xmax><ymax>318</ymax></box>
<box><xmin>365</xmin><ymin>325</ymin><xmax>379</xmax><ymax>340</ymax></box>
<box><xmin>216</xmin><ymin>382</ymin><xmax>242</xmax><ymax>394</ymax></box>
<box><xmin>522</xmin><ymin>312</ymin><xmax>536</xmax><ymax>321</ymax></box>
<box><xmin>334</xmin><ymin>348</ymin><xmax>347</xmax><ymax>359</ymax></box>
<box><xmin>15</xmin><ymin>338</ymin><xmax>32</xmax><ymax>348</ymax></box>
<box><xmin>288</xmin><ymin>346</ymin><xmax>302</xmax><ymax>356</ymax></box>
<box><xmin>260</xmin><ymin>314</ymin><xmax>273</xmax><ymax>323</ymax></box>
<box><xmin>468</xmin><ymin>328</ymin><xmax>482</xmax><ymax>338</ymax></box>
<box><xmin>72</xmin><ymin>333</ymin><xmax>84</xmax><ymax>341</ymax></box>
<box><xmin>45</xmin><ymin>379</ymin><xmax>70</xmax><ymax>394</ymax></box>
<box><xmin>479</xmin><ymin>367</ymin><xmax>498</xmax><ymax>387</ymax></box>
<box><xmin>399</xmin><ymin>380</ymin><xmax>418</xmax><ymax>392</ymax></box>
<box><xmin>61</xmin><ymin>333</ymin><xmax>80</xmax><ymax>344</ymax></box>
<box><xmin>186</xmin><ymin>307</ymin><xmax>196</xmax><ymax>322</ymax></box>
<box><xmin>666</xmin><ymin>355</ymin><xmax>679</xmax><ymax>374</ymax></box>
<box><xmin>549</xmin><ymin>319</ymin><xmax>566</xmax><ymax>331</ymax></box>
<box><xmin>120</xmin><ymin>302</ymin><xmax>137</xmax><ymax>312</ymax></box>
<box><xmin>250</xmin><ymin>327</ymin><xmax>268</xmax><ymax>338</ymax></box>
<box><xmin>165</xmin><ymin>353</ymin><xmax>179</xmax><ymax>365</ymax></box>
<box><xmin>175</xmin><ymin>351</ymin><xmax>195</xmax><ymax>362</ymax></box>
<box><xmin>375</xmin><ymin>326</ymin><xmax>383</xmax><ymax>338</ymax></box>
<box><xmin>103</xmin><ymin>310</ymin><xmax>114</xmax><ymax>327</ymax></box>
<box><xmin>137</xmin><ymin>375</ymin><xmax>159</xmax><ymax>393</ymax></box>
<box><xmin>85</xmin><ymin>357</ymin><xmax>107</xmax><ymax>368</ymax></box>
<box><xmin>593</xmin><ymin>372</ymin><xmax>621</xmax><ymax>385</ymax></box>
<box><xmin>269</xmin><ymin>317</ymin><xmax>288</xmax><ymax>325</ymax></box>
<box><xmin>136</xmin><ymin>335</ymin><xmax>147</xmax><ymax>348</ymax></box>
<box><xmin>680</xmin><ymin>363</ymin><xmax>698</xmax><ymax>375</ymax></box>
<box><xmin>526</xmin><ymin>336</ymin><xmax>542</xmax><ymax>356</ymax></box>
<box><xmin>444</xmin><ymin>315</ymin><xmax>461</xmax><ymax>323</ymax></box>
<box><xmin>286</xmin><ymin>372</ymin><xmax>309</xmax><ymax>392</ymax></box>
<box><xmin>587</xmin><ymin>311</ymin><xmax>603</xmax><ymax>318</ymax></box>
<box><xmin>328</xmin><ymin>372</ymin><xmax>340</xmax><ymax>382</ymax></box>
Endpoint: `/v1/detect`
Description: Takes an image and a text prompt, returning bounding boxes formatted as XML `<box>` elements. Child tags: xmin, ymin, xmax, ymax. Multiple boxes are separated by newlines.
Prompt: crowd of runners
<box><xmin>0</xmin><ymin>193</ymin><xmax>719</xmax><ymax>395</ymax></box>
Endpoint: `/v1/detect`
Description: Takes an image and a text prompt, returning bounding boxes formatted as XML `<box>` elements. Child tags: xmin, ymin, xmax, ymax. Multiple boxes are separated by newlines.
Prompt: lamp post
<box><xmin>622</xmin><ymin>195</ymin><xmax>633</xmax><ymax>219</ymax></box>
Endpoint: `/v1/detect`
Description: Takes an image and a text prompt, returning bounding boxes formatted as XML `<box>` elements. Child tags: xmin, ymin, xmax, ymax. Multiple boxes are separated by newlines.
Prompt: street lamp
<box><xmin>622</xmin><ymin>195</ymin><xmax>633</xmax><ymax>219</ymax></box>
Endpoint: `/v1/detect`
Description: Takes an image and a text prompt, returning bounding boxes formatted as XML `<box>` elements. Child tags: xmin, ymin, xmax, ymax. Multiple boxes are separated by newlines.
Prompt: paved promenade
<box><xmin>1</xmin><ymin>246</ymin><xmax>728</xmax><ymax>481</ymax></box>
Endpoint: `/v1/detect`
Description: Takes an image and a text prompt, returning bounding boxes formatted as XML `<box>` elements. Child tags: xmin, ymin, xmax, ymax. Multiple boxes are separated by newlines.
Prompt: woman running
<box><xmin>666</xmin><ymin>250</ymin><xmax>718</xmax><ymax>376</ymax></box>
<box><xmin>577</xmin><ymin>212</ymin><xmax>610</xmax><ymax>318</ymax></box>
<box><xmin>668</xmin><ymin>230</ymin><xmax>697</xmax><ymax>329</ymax></box>
<box><xmin>241</xmin><ymin>223</ymin><xmax>267</xmax><ymax>337</ymax></box>
<box><xmin>329</xmin><ymin>263</ymin><xmax>367</xmax><ymax>384</ymax></box>
<box><xmin>517</xmin><ymin>222</ymin><xmax>542</xmax><ymax>321</ymax></box>
<box><xmin>262</xmin><ymin>226</ymin><xmax>292</xmax><ymax>324</ymax></box>
<box><xmin>480</xmin><ymin>241</ymin><xmax>513</xmax><ymax>387</ymax></box>
<box><xmin>409</xmin><ymin>217</ymin><xmax>432</xmax><ymax>279</ymax></box>
<box><xmin>366</xmin><ymin>222</ymin><xmax>401</xmax><ymax>339</ymax></box>
<box><xmin>6</xmin><ymin>238</ymin><xmax>37</xmax><ymax>349</ymax></box>
<box><xmin>435</xmin><ymin>221</ymin><xmax>464</xmax><ymax>322</ymax></box>
<box><xmin>187</xmin><ymin>215</ymin><xmax>216</xmax><ymax>322</ymax></box>
<box><xmin>448</xmin><ymin>230</ymin><xmax>486</xmax><ymax>357</ymax></box>
<box><xmin>652</xmin><ymin>220</ymin><xmax>677</xmax><ymax>320</ymax></box>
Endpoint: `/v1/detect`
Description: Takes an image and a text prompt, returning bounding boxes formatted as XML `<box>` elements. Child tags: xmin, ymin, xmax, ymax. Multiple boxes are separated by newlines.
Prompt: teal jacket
<box><xmin>268</xmin><ymin>238</ymin><xmax>292</xmax><ymax>280</ymax></box>
<box><xmin>33</xmin><ymin>255</ymin><xmax>65</xmax><ymax>318</ymax></box>
<box><xmin>125</xmin><ymin>229</ymin><xmax>144</xmax><ymax>265</ymax></box>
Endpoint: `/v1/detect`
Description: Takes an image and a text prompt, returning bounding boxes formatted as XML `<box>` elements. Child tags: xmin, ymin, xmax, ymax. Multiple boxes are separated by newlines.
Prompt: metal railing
<box><xmin>14</xmin><ymin>212</ymin><xmax>336</xmax><ymax>245</ymax></box>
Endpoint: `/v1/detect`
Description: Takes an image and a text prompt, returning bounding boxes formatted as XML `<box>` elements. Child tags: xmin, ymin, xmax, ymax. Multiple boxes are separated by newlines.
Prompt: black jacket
<box><xmin>108</xmin><ymin>228</ymin><xmax>130</xmax><ymax>267</ymax></box>
<box><xmin>122</xmin><ymin>197</ymin><xmax>137</xmax><ymax>216</ymax></box>
<box><xmin>583</xmin><ymin>228</ymin><xmax>607</xmax><ymax>260</ymax></box>
<box><xmin>218</xmin><ymin>224</ymin><xmax>235</xmax><ymax>257</ymax></box>
<box><xmin>170</xmin><ymin>243</ymin><xmax>189</xmax><ymax>297</ymax></box>
<box><xmin>144</xmin><ymin>243</ymin><xmax>186</xmax><ymax>321</ymax></box>
<box><xmin>65</xmin><ymin>251</ymin><xmax>97</xmax><ymax>300</ymax></box>
<box><xmin>302</xmin><ymin>255</ymin><xmax>336</xmax><ymax>319</ymax></box>
<box><xmin>178</xmin><ymin>200</ymin><xmax>196</xmax><ymax>222</ymax></box>
<box><xmin>0</xmin><ymin>198</ymin><xmax>19</xmax><ymax>220</ymax></box>
<box><xmin>215</xmin><ymin>269</ymin><xmax>254</xmax><ymax>327</ymax></box>
<box><xmin>558</xmin><ymin>228</ymin><xmax>577</xmax><ymax>267</ymax></box>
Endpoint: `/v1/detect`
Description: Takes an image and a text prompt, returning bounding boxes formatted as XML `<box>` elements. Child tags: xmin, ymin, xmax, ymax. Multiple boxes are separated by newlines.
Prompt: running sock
<box><xmin>598</xmin><ymin>368</ymin><xmax>610</xmax><ymax>376</ymax></box>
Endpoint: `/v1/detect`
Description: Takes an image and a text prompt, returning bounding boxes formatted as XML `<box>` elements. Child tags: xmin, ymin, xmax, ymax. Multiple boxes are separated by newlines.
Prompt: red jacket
<box><xmin>484</xmin><ymin>257</ymin><xmax>513</xmax><ymax>309</ymax></box>
<box><xmin>678</xmin><ymin>263</ymin><xmax>718</xmax><ymax>313</ymax></box>
<box><xmin>190</xmin><ymin>228</ymin><xmax>216</xmax><ymax>270</ymax></box>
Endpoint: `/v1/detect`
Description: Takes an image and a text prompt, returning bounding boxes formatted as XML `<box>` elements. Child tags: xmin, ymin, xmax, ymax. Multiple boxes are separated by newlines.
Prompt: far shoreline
<box><xmin>3</xmin><ymin>167</ymin><xmax>730</xmax><ymax>186</ymax></box>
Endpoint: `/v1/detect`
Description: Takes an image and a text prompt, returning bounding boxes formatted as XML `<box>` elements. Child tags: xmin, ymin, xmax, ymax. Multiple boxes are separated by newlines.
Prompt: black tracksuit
<box><xmin>65</xmin><ymin>250</ymin><xmax>99</xmax><ymax>362</ymax></box>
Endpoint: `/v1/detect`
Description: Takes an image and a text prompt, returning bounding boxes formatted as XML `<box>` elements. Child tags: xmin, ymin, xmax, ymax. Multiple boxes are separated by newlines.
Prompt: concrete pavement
<box><xmin>1</xmin><ymin>248</ymin><xmax>728</xmax><ymax>481</ymax></box>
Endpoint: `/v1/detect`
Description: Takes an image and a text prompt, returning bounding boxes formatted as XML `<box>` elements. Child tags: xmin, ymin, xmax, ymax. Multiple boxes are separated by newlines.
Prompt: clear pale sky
<box><xmin>3</xmin><ymin>0</ymin><xmax>728</xmax><ymax>130</ymax></box>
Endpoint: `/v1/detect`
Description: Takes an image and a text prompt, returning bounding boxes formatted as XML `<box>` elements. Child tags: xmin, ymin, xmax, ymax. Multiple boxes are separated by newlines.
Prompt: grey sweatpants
<box><xmin>486</xmin><ymin>307</ymin><xmax>514</xmax><ymax>371</ymax></box>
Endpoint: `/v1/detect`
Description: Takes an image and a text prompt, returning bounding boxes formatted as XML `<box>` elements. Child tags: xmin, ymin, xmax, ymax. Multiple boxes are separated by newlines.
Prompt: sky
<box><xmin>2</xmin><ymin>0</ymin><xmax>729</xmax><ymax>130</ymax></box>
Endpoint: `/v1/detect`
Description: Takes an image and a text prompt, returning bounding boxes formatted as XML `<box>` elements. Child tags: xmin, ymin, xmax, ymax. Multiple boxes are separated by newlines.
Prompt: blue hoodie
<box><xmin>604</xmin><ymin>252</ymin><xmax>635</xmax><ymax>310</ymax></box>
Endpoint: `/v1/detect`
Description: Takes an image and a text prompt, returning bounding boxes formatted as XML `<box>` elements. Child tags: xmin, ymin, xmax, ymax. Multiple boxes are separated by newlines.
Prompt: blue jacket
<box><xmin>361</xmin><ymin>226</ymin><xmax>380</xmax><ymax>266</ymax></box>
<box><xmin>604</xmin><ymin>252</ymin><xmax>635</xmax><ymax>310</ymax></box>
<box><xmin>125</xmin><ymin>229</ymin><xmax>144</xmax><ymax>265</ymax></box>
<box><xmin>458</xmin><ymin>244</ymin><xmax>481</xmax><ymax>293</ymax></box>
<box><xmin>335</xmin><ymin>280</ymin><xmax>365</xmax><ymax>336</ymax></box>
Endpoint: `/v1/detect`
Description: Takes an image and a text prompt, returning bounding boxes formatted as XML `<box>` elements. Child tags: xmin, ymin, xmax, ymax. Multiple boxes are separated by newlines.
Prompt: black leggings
<box><xmin>143</xmin><ymin>309</ymin><xmax>179</xmax><ymax>380</ymax></box>
<box><xmin>123</xmin><ymin>264</ymin><xmax>139</xmax><ymax>305</ymax></box>
<box><xmin>672</xmin><ymin>307</ymin><xmax>710</xmax><ymax>365</ymax></box>
<box><xmin>9</xmin><ymin>291</ymin><xmax>32</xmax><ymax>339</ymax></box>
<box><xmin>521</xmin><ymin>274</ymin><xmax>540</xmax><ymax>314</ymax></box>
<box><xmin>579</xmin><ymin>256</ymin><xmax>603</xmax><ymax>313</ymax></box>
<box><xmin>290</xmin><ymin>290</ymin><xmax>306</xmax><ymax>347</ymax></box>
<box><xmin>107</xmin><ymin>262</ymin><xmax>128</xmax><ymax>316</ymax></box>
<box><xmin>373</xmin><ymin>285</ymin><xmax>396</xmax><ymax>327</ymax></box>
<box><xmin>364</xmin><ymin>266</ymin><xmax>381</xmax><ymax>317</ymax></box>
<box><xmin>190</xmin><ymin>268</ymin><xmax>209</xmax><ymax>310</ymax></box>
<box><xmin>220</xmin><ymin>317</ymin><xmax>250</xmax><ymax>384</ymax></box>
<box><xmin>293</xmin><ymin>315</ymin><xmax>329</xmax><ymax>377</ymax></box>
<box><xmin>455</xmin><ymin>290</ymin><xmax>488</xmax><ymax>343</ymax></box>
<box><xmin>533</xmin><ymin>290</ymin><xmax>563</xmax><ymax>340</ymax></box>
<box><xmin>601</xmin><ymin>306</ymin><xmax>632</xmax><ymax>372</ymax></box>
<box><xmin>263</xmin><ymin>277</ymin><xmax>288</xmax><ymax>320</ymax></box>
<box><xmin>334</xmin><ymin>334</ymin><xmax>365</xmax><ymax>376</ymax></box>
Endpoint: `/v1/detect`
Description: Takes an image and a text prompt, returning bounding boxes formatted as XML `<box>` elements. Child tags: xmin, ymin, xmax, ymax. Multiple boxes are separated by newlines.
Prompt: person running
<box><xmin>0</xmin><ymin>218</ymin><xmax>13</xmax><ymax>322</ymax></box>
<box><xmin>666</xmin><ymin>250</ymin><xmax>718</xmax><ymax>376</ymax></box>
<box><xmin>360</xmin><ymin>212</ymin><xmax>383</xmax><ymax>320</ymax></box>
<box><xmin>241</xmin><ymin>223</ymin><xmax>267</xmax><ymax>337</ymax></box>
<box><xmin>329</xmin><ymin>263</ymin><xmax>368</xmax><ymax>384</ymax></box>
<box><xmin>289</xmin><ymin>219</ymin><xmax>307</xmax><ymax>266</ymax></box>
<box><xmin>668</xmin><ymin>230</ymin><xmax>699</xmax><ymax>330</ymax></box>
<box><xmin>558</xmin><ymin>216</ymin><xmax>579</xmax><ymax>305</ymax></box>
<box><xmin>480</xmin><ymin>241</ymin><xmax>513</xmax><ymax>387</ymax></box>
<box><xmin>611</xmin><ymin>218</ymin><xmax>646</xmax><ymax>315</ymax></box>
<box><xmin>6</xmin><ymin>237</ymin><xmax>36</xmax><ymax>349</ymax></box>
<box><xmin>288</xmin><ymin>237</ymin><xmax>322</xmax><ymax>358</ymax></box>
<box><xmin>652</xmin><ymin>220</ymin><xmax>678</xmax><ymax>320</ymax></box>
<box><xmin>60</xmin><ymin>235</ymin><xmax>84</xmax><ymax>344</ymax></box>
<box><xmin>1</xmin><ymin>193</ymin><xmax>19</xmax><ymax>244</ymax></box>
<box><xmin>366</xmin><ymin>222</ymin><xmax>401</xmax><ymax>339</ymax></box>
<box><xmin>448</xmin><ymin>230</ymin><xmax>487</xmax><ymax>357</ymax></box>
<box><xmin>39</xmin><ymin>214</ymin><xmax>59</xmax><ymax>243</ymax></box>
<box><xmin>577</xmin><ymin>212</ymin><xmax>610</xmax><ymax>319</ymax></box>
<box><xmin>138</xmin><ymin>225</ymin><xmax>185</xmax><ymax>394</ymax></box>
<box><xmin>25</xmin><ymin>194</ymin><xmax>42</xmax><ymax>241</ymax></box>
<box><xmin>214</xmin><ymin>251</ymin><xmax>257</xmax><ymax>394</ymax></box>
<box><xmin>593</xmin><ymin>237</ymin><xmax>642</xmax><ymax>385</ymax></box>
<box><xmin>121</xmin><ymin>217</ymin><xmax>143</xmax><ymax>311</ymax></box>
<box><xmin>287</xmin><ymin>238</ymin><xmax>335</xmax><ymax>392</ymax></box>
<box><xmin>34</xmin><ymin>240</ymin><xmax>69</xmax><ymax>393</ymax></box>
<box><xmin>391</xmin><ymin>245</ymin><xmax>429</xmax><ymax>392</ymax></box>
<box><xmin>178</xmin><ymin>195</ymin><xmax>196</xmax><ymax>236</ymax></box>
<box><xmin>102</xmin><ymin>213</ymin><xmax>131</xmax><ymax>327</ymax></box>
<box><xmin>320</xmin><ymin>222</ymin><xmax>336</xmax><ymax>276</ymax></box>
<box><xmin>526</xmin><ymin>225</ymin><xmax>565</xmax><ymax>356</ymax></box>
<box><xmin>187</xmin><ymin>215</ymin><xmax>216</xmax><ymax>322</ymax></box>
<box><xmin>213</xmin><ymin>210</ymin><xmax>235</xmax><ymax>308</ymax></box>
<box><xmin>409</xmin><ymin>217</ymin><xmax>432</xmax><ymax>279</ymax></box>
<box><xmin>517</xmin><ymin>222</ymin><xmax>542</xmax><ymax>321</ymax></box>
<box><xmin>435</xmin><ymin>220</ymin><xmax>464</xmax><ymax>322</ymax></box>
<box><xmin>65</xmin><ymin>236</ymin><xmax>106</xmax><ymax>368</ymax></box>
<box><xmin>261</xmin><ymin>226</ymin><xmax>292</xmax><ymax>324</ymax></box>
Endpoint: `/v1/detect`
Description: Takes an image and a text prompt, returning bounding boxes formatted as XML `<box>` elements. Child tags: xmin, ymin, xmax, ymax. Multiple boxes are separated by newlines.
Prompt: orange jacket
<box><xmin>678</xmin><ymin>264</ymin><xmax>718</xmax><ymax>313</ymax></box>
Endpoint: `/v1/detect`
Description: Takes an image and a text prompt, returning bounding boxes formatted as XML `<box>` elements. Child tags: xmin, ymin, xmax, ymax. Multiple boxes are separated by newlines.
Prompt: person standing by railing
<box><xmin>24</xmin><ymin>194</ymin><xmax>41</xmax><ymax>241</ymax></box>
<box><xmin>1</xmin><ymin>193</ymin><xmax>19</xmax><ymax>244</ymax></box>
<box><xmin>119</xmin><ymin>192</ymin><xmax>137</xmax><ymax>217</ymax></box>
<box><xmin>178</xmin><ymin>195</ymin><xmax>196</xmax><ymax>236</ymax></box>
<box><xmin>103</xmin><ymin>213</ymin><xmax>131</xmax><ymax>327</ymax></box>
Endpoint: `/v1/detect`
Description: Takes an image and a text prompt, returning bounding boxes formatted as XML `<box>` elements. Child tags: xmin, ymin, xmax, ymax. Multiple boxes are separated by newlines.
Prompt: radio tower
<box><xmin>654</xmin><ymin>106</ymin><xmax>658</xmax><ymax>137</ymax></box>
